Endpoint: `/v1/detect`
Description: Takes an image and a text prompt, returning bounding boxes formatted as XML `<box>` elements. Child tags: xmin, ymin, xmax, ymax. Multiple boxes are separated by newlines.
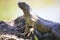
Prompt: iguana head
<box><xmin>18</xmin><ymin>2</ymin><xmax>30</xmax><ymax>12</ymax></box>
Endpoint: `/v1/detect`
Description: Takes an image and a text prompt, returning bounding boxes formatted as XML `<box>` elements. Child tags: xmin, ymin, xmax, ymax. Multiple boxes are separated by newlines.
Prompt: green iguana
<box><xmin>18</xmin><ymin>2</ymin><xmax>60</xmax><ymax>38</ymax></box>
<box><xmin>18</xmin><ymin>2</ymin><xmax>36</xmax><ymax>35</ymax></box>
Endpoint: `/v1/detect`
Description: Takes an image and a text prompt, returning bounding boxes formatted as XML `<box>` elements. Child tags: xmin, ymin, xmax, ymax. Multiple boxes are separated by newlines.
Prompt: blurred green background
<box><xmin>0</xmin><ymin>0</ymin><xmax>21</xmax><ymax>21</ymax></box>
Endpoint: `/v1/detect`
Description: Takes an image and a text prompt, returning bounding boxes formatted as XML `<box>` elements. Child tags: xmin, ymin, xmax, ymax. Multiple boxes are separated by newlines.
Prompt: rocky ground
<box><xmin>0</xmin><ymin>16</ymin><xmax>60</xmax><ymax>40</ymax></box>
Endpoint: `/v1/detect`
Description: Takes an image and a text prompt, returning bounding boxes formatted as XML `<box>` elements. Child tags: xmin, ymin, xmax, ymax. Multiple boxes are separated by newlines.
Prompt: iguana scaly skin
<box><xmin>18</xmin><ymin>2</ymin><xmax>35</xmax><ymax>35</ymax></box>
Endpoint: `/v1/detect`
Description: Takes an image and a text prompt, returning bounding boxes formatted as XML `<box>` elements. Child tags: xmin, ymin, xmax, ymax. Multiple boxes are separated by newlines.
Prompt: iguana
<box><xmin>18</xmin><ymin>2</ymin><xmax>36</xmax><ymax>35</ymax></box>
<box><xmin>18</xmin><ymin>2</ymin><xmax>60</xmax><ymax>38</ymax></box>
